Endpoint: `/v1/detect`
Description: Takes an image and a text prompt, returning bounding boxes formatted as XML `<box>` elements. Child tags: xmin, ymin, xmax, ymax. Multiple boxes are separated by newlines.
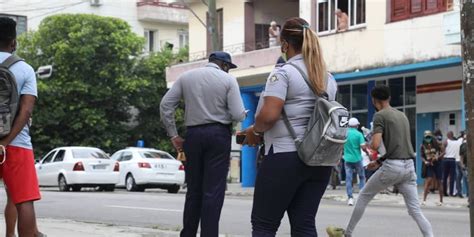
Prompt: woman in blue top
<box><xmin>242</xmin><ymin>17</ymin><xmax>337</xmax><ymax>237</ymax></box>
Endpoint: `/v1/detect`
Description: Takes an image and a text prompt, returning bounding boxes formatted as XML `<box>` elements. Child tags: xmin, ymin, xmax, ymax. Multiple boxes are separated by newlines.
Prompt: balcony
<box><xmin>166</xmin><ymin>46</ymin><xmax>282</xmax><ymax>88</ymax></box>
<box><xmin>137</xmin><ymin>0</ymin><xmax>189</xmax><ymax>25</ymax></box>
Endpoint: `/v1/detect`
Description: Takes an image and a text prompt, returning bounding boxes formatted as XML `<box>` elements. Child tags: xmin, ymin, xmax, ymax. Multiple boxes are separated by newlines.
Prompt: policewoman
<box><xmin>242</xmin><ymin>17</ymin><xmax>338</xmax><ymax>236</ymax></box>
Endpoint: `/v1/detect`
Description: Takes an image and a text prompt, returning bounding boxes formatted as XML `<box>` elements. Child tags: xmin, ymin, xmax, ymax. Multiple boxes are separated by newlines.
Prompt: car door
<box><xmin>36</xmin><ymin>150</ymin><xmax>57</xmax><ymax>186</ymax></box>
<box><xmin>48</xmin><ymin>149</ymin><xmax>66</xmax><ymax>186</ymax></box>
<box><xmin>119</xmin><ymin>151</ymin><xmax>134</xmax><ymax>182</ymax></box>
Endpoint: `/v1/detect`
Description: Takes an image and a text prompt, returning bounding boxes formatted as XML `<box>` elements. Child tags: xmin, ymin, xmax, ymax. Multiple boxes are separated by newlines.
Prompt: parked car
<box><xmin>35</xmin><ymin>147</ymin><xmax>120</xmax><ymax>192</ymax></box>
<box><xmin>110</xmin><ymin>147</ymin><xmax>185</xmax><ymax>193</ymax></box>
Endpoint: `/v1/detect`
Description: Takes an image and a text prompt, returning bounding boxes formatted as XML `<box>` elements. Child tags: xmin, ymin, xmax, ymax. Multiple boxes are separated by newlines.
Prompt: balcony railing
<box><xmin>188</xmin><ymin>40</ymin><xmax>279</xmax><ymax>61</ymax></box>
<box><xmin>137</xmin><ymin>0</ymin><xmax>188</xmax><ymax>24</ymax></box>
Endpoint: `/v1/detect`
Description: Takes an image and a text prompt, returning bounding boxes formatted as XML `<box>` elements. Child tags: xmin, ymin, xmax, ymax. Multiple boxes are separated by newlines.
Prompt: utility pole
<box><xmin>208</xmin><ymin>0</ymin><xmax>219</xmax><ymax>52</ymax></box>
<box><xmin>461</xmin><ymin>1</ymin><xmax>474</xmax><ymax>236</ymax></box>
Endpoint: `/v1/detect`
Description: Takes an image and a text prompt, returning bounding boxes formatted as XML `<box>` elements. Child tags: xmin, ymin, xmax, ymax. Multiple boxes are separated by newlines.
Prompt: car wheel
<box><xmin>71</xmin><ymin>185</ymin><xmax>81</xmax><ymax>192</ymax></box>
<box><xmin>167</xmin><ymin>185</ymin><xmax>180</xmax><ymax>194</ymax></box>
<box><xmin>58</xmin><ymin>175</ymin><xmax>70</xmax><ymax>192</ymax></box>
<box><xmin>103</xmin><ymin>184</ymin><xmax>115</xmax><ymax>192</ymax></box>
<box><xmin>126</xmin><ymin>174</ymin><xmax>139</xmax><ymax>192</ymax></box>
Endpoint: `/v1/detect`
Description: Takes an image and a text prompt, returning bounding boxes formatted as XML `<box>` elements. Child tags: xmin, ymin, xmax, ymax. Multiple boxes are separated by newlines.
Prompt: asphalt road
<box><xmin>0</xmin><ymin>188</ymin><xmax>469</xmax><ymax>237</ymax></box>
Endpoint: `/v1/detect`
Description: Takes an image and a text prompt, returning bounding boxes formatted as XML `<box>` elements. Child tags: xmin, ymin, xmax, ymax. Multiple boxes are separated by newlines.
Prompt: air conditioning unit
<box><xmin>90</xmin><ymin>0</ymin><xmax>102</xmax><ymax>7</ymax></box>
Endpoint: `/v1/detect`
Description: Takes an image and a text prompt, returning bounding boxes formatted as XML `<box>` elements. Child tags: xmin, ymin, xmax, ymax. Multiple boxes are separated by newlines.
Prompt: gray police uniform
<box><xmin>259</xmin><ymin>54</ymin><xmax>337</xmax><ymax>155</ymax></box>
<box><xmin>160</xmin><ymin>62</ymin><xmax>245</xmax><ymax>237</ymax></box>
<box><xmin>251</xmin><ymin>54</ymin><xmax>338</xmax><ymax>236</ymax></box>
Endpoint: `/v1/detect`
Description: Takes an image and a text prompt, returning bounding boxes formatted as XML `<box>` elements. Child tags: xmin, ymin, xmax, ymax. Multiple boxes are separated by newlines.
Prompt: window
<box><xmin>336</xmin><ymin>82</ymin><xmax>368</xmax><ymax>127</ymax></box>
<box><xmin>121</xmin><ymin>152</ymin><xmax>133</xmax><ymax>161</ymax></box>
<box><xmin>72</xmin><ymin>148</ymin><xmax>108</xmax><ymax>159</ymax></box>
<box><xmin>139</xmin><ymin>151</ymin><xmax>173</xmax><ymax>159</ymax></box>
<box><xmin>389</xmin><ymin>78</ymin><xmax>404</xmax><ymax>107</ymax></box>
<box><xmin>449</xmin><ymin>113</ymin><xmax>456</xmax><ymax>125</ymax></box>
<box><xmin>53</xmin><ymin>150</ymin><xmax>65</xmax><ymax>162</ymax></box>
<box><xmin>144</xmin><ymin>30</ymin><xmax>157</xmax><ymax>52</ymax></box>
<box><xmin>41</xmin><ymin>151</ymin><xmax>56</xmax><ymax>164</ymax></box>
<box><xmin>111</xmin><ymin>152</ymin><xmax>123</xmax><ymax>161</ymax></box>
<box><xmin>178</xmin><ymin>30</ymin><xmax>189</xmax><ymax>49</ymax></box>
<box><xmin>390</xmin><ymin>0</ymin><xmax>453</xmax><ymax>22</ymax></box>
<box><xmin>0</xmin><ymin>14</ymin><xmax>27</xmax><ymax>36</ymax></box>
<box><xmin>316</xmin><ymin>0</ymin><xmax>366</xmax><ymax>33</ymax></box>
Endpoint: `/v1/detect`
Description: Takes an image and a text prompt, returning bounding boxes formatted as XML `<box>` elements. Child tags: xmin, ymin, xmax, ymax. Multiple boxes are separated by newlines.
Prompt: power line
<box><xmin>2</xmin><ymin>0</ymin><xmax>88</xmax><ymax>13</ymax></box>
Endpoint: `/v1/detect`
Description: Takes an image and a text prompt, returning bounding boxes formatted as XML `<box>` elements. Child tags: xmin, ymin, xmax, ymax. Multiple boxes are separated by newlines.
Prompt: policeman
<box><xmin>160</xmin><ymin>51</ymin><xmax>246</xmax><ymax>237</ymax></box>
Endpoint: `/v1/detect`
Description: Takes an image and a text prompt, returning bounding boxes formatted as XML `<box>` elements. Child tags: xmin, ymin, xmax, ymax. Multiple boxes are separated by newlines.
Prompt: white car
<box><xmin>111</xmin><ymin>147</ymin><xmax>185</xmax><ymax>193</ymax></box>
<box><xmin>35</xmin><ymin>147</ymin><xmax>120</xmax><ymax>192</ymax></box>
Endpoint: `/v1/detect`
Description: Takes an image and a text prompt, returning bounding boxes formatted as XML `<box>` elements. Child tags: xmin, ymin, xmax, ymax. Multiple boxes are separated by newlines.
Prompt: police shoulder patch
<box><xmin>269</xmin><ymin>75</ymin><xmax>279</xmax><ymax>83</ymax></box>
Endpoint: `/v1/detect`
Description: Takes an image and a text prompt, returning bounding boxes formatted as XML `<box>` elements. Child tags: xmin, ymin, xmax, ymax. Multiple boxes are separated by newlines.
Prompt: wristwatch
<box><xmin>252</xmin><ymin>126</ymin><xmax>263</xmax><ymax>136</ymax></box>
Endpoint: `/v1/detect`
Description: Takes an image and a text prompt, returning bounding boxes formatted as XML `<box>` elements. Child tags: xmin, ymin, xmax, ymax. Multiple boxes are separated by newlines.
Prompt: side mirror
<box><xmin>36</xmin><ymin>65</ymin><xmax>53</xmax><ymax>79</ymax></box>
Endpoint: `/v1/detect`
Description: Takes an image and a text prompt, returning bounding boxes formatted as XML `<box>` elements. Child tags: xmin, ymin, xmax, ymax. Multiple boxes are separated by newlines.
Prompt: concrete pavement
<box><xmin>0</xmin><ymin>184</ymin><xmax>468</xmax><ymax>237</ymax></box>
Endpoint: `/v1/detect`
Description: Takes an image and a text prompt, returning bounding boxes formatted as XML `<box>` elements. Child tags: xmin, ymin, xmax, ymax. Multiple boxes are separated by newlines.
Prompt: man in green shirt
<box><xmin>327</xmin><ymin>85</ymin><xmax>433</xmax><ymax>237</ymax></box>
<box><xmin>344</xmin><ymin>118</ymin><xmax>367</xmax><ymax>206</ymax></box>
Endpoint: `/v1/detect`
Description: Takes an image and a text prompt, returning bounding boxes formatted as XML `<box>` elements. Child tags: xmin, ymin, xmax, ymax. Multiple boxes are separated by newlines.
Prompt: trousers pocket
<box><xmin>379</xmin><ymin>166</ymin><xmax>400</xmax><ymax>185</ymax></box>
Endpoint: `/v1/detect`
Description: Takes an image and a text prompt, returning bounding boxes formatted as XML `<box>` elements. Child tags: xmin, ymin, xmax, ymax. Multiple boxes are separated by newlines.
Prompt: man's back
<box><xmin>373</xmin><ymin>107</ymin><xmax>414</xmax><ymax>159</ymax></box>
<box><xmin>0</xmin><ymin>52</ymin><xmax>37</xmax><ymax>149</ymax></box>
<box><xmin>344</xmin><ymin>128</ymin><xmax>364</xmax><ymax>163</ymax></box>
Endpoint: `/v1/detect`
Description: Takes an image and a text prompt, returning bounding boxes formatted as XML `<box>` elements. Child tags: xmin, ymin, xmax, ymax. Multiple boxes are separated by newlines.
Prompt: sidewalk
<box><xmin>223</xmin><ymin>183</ymin><xmax>470</xmax><ymax>209</ymax></box>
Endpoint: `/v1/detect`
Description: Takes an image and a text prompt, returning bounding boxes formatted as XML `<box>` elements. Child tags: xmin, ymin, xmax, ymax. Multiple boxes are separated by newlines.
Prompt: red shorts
<box><xmin>0</xmin><ymin>146</ymin><xmax>41</xmax><ymax>204</ymax></box>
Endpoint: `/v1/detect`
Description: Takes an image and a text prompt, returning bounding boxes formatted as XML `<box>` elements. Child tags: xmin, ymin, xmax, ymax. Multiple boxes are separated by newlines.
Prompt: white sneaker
<box><xmin>348</xmin><ymin>198</ymin><xmax>354</xmax><ymax>206</ymax></box>
<box><xmin>421</xmin><ymin>201</ymin><xmax>426</xmax><ymax>206</ymax></box>
<box><xmin>436</xmin><ymin>202</ymin><xmax>443</xmax><ymax>206</ymax></box>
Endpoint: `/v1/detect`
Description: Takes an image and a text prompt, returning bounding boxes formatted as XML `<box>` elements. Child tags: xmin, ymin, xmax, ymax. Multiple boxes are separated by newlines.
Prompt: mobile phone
<box><xmin>236</xmin><ymin>134</ymin><xmax>246</xmax><ymax>144</ymax></box>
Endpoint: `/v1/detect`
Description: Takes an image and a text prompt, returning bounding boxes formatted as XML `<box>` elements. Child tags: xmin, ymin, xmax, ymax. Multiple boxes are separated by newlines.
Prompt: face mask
<box><xmin>424</xmin><ymin>137</ymin><xmax>432</xmax><ymax>143</ymax></box>
<box><xmin>436</xmin><ymin>136</ymin><xmax>442</xmax><ymax>141</ymax></box>
<box><xmin>281</xmin><ymin>53</ymin><xmax>287</xmax><ymax>61</ymax></box>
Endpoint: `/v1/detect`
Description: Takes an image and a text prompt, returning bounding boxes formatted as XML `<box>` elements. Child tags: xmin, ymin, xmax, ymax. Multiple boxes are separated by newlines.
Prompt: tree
<box><xmin>129</xmin><ymin>47</ymin><xmax>188</xmax><ymax>154</ymax></box>
<box><xmin>17</xmin><ymin>14</ymin><xmax>145</xmax><ymax>156</ymax></box>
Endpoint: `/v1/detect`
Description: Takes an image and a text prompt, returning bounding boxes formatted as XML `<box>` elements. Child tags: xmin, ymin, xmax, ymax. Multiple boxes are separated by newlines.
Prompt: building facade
<box><xmin>1</xmin><ymin>0</ymin><xmax>189</xmax><ymax>53</ymax></box>
<box><xmin>167</xmin><ymin>0</ymin><xmax>462</xmax><ymax>187</ymax></box>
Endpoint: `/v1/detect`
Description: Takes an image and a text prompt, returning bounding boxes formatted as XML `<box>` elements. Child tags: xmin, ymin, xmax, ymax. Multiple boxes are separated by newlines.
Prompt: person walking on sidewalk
<box><xmin>327</xmin><ymin>85</ymin><xmax>433</xmax><ymax>237</ymax></box>
<box><xmin>443</xmin><ymin>131</ymin><xmax>462</xmax><ymax>197</ymax></box>
<box><xmin>160</xmin><ymin>51</ymin><xmax>246</xmax><ymax>237</ymax></box>
<box><xmin>0</xmin><ymin>17</ymin><xmax>45</xmax><ymax>237</ymax></box>
<box><xmin>241</xmin><ymin>17</ymin><xmax>338</xmax><ymax>236</ymax></box>
<box><xmin>420</xmin><ymin>130</ymin><xmax>443</xmax><ymax>206</ymax></box>
<box><xmin>457</xmin><ymin>133</ymin><xmax>468</xmax><ymax>198</ymax></box>
<box><xmin>343</xmin><ymin>118</ymin><xmax>367</xmax><ymax>206</ymax></box>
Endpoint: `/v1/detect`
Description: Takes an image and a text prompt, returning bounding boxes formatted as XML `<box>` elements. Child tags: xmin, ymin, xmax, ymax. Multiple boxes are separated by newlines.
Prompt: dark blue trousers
<box><xmin>251</xmin><ymin>149</ymin><xmax>332</xmax><ymax>237</ymax></box>
<box><xmin>181</xmin><ymin>124</ymin><xmax>231</xmax><ymax>237</ymax></box>
<box><xmin>443</xmin><ymin>158</ymin><xmax>457</xmax><ymax>196</ymax></box>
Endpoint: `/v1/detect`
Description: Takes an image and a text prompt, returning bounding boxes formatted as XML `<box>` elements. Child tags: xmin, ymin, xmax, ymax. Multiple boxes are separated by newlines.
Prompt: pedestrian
<box><xmin>241</xmin><ymin>17</ymin><xmax>338</xmax><ymax>236</ymax></box>
<box><xmin>160</xmin><ymin>51</ymin><xmax>246</xmax><ymax>237</ymax></box>
<box><xmin>343</xmin><ymin>118</ymin><xmax>367</xmax><ymax>206</ymax></box>
<box><xmin>327</xmin><ymin>85</ymin><xmax>433</xmax><ymax>237</ymax></box>
<box><xmin>420</xmin><ymin>130</ymin><xmax>443</xmax><ymax>206</ymax></box>
<box><xmin>0</xmin><ymin>17</ymin><xmax>45</xmax><ymax>237</ymax></box>
<box><xmin>457</xmin><ymin>133</ymin><xmax>468</xmax><ymax>198</ymax></box>
<box><xmin>268</xmin><ymin>21</ymin><xmax>280</xmax><ymax>47</ymax></box>
<box><xmin>442</xmin><ymin>131</ymin><xmax>462</xmax><ymax>197</ymax></box>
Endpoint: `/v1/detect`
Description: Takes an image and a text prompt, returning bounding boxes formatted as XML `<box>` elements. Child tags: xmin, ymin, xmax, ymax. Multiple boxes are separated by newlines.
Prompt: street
<box><xmin>0</xmin><ymin>188</ymin><xmax>467</xmax><ymax>237</ymax></box>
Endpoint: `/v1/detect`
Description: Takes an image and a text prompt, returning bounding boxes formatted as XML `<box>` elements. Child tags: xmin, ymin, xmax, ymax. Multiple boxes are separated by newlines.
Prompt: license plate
<box><xmin>157</xmin><ymin>173</ymin><xmax>174</xmax><ymax>176</ymax></box>
<box><xmin>154</xmin><ymin>164</ymin><xmax>167</xmax><ymax>169</ymax></box>
<box><xmin>93</xmin><ymin>165</ymin><xmax>107</xmax><ymax>170</ymax></box>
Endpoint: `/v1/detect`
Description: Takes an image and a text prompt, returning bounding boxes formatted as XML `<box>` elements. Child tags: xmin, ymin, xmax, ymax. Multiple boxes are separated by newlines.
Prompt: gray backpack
<box><xmin>0</xmin><ymin>56</ymin><xmax>21</xmax><ymax>138</ymax></box>
<box><xmin>282</xmin><ymin>63</ymin><xmax>349</xmax><ymax>166</ymax></box>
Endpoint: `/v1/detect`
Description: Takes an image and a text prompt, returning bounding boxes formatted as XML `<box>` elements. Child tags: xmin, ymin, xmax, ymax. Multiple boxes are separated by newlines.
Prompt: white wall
<box><xmin>1</xmin><ymin>0</ymin><xmax>187</xmax><ymax>52</ymax></box>
<box><xmin>253</xmin><ymin>0</ymin><xmax>298</xmax><ymax>25</ymax></box>
<box><xmin>298</xmin><ymin>0</ymin><xmax>461</xmax><ymax>73</ymax></box>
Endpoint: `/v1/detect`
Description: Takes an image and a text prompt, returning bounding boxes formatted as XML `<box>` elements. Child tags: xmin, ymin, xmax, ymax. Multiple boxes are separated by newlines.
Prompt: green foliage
<box><xmin>129</xmin><ymin>47</ymin><xmax>188</xmax><ymax>154</ymax></box>
<box><xmin>16</xmin><ymin>14</ymin><xmax>186</xmax><ymax>157</ymax></box>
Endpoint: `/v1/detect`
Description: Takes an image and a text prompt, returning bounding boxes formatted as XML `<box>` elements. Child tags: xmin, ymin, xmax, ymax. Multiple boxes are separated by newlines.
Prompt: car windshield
<box><xmin>139</xmin><ymin>151</ymin><xmax>173</xmax><ymax>159</ymax></box>
<box><xmin>72</xmin><ymin>148</ymin><xmax>109</xmax><ymax>159</ymax></box>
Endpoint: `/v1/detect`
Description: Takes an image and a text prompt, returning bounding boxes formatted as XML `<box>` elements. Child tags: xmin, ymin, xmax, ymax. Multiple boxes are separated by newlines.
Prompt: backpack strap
<box><xmin>281</xmin><ymin>62</ymin><xmax>328</xmax><ymax>142</ymax></box>
<box><xmin>0</xmin><ymin>55</ymin><xmax>23</xmax><ymax>69</ymax></box>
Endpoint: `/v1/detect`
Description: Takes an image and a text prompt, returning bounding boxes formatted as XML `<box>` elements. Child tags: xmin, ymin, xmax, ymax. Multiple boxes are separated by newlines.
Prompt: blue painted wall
<box><xmin>241</xmin><ymin>92</ymin><xmax>259</xmax><ymax>187</ymax></box>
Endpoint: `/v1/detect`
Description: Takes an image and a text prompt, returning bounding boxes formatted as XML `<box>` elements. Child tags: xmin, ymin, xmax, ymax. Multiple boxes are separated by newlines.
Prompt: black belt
<box><xmin>187</xmin><ymin>123</ymin><xmax>231</xmax><ymax>129</ymax></box>
<box><xmin>444</xmin><ymin>157</ymin><xmax>456</xmax><ymax>160</ymax></box>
